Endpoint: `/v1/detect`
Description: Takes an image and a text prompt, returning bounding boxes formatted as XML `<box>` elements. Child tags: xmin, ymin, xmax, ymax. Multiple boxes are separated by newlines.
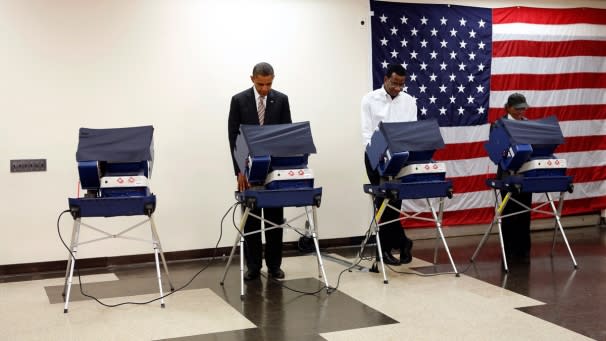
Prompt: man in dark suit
<box><xmin>496</xmin><ymin>93</ymin><xmax>532</xmax><ymax>265</ymax></box>
<box><xmin>228</xmin><ymin>62</ymin><xmax>292</xmax><ymax>280</ymax></box>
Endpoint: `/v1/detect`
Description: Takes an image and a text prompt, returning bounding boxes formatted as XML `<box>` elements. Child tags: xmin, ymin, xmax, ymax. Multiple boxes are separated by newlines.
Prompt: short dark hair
<box><xmin>252</xmin><ymin>62</ymin><xmax>274</xmax><ymax>77</ymax></box>
<box><xmin>385</xmin><ymin>63</ymin><xmax>406</xmax><ymax>78</ymax></box>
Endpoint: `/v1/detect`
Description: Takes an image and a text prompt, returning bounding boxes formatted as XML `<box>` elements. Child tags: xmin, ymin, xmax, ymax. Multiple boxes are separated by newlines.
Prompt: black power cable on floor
<box><xmin>56</xmin><ymin>203</ymin><xmax>237</xmax><ymax>308</ymax></box>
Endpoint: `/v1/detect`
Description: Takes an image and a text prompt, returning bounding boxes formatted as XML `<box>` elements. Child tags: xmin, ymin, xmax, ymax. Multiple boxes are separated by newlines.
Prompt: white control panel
<box><xmin>396</xmin><ymin>162</ymin><xmax>446</xmax><ymax>178</ymax></box>
<box><xmin>100</xmin><ymin>176</ymin><xmax>149</xmax><ymax>188</ymax></box>
<box><xmin>518</xmin><ymin>159</ymin><xmax>567</xmax><ymax>173</ymax></box>
<box><xmin>265</xmin><ymin>168</ymin><xmax>314</xmax><ymax>184</ymax></box>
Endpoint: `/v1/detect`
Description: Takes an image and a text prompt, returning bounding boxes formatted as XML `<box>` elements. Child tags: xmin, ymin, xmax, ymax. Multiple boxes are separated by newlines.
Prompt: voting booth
<box><xmin>363</xmin><ymin>120</ymin><xmax>458</xmax><ymax>282</ymax></box>
<box><xmin>221</xmin><ymin>122</ymin><xmax>329</xmax><ymax>297</ymax></box>
<box><xmin>62</xmin><ymin>126</ymin><xmax>173</xmax><ymax>312</ymax></box>
<box><xmin>471</xmin><ymin>116</ymin><xmax>577</xmax><ymax>271</ymax></box>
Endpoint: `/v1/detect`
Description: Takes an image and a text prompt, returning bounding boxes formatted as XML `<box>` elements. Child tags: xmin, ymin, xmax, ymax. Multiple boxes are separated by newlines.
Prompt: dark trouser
<box><xmin>500</xmin><ymin>190</ymin><xmax>532</xmax><ymax>257</ymax></box>
<box><xmin>364</xmin><ymin>154</ymin><xmax>409</xmax><ymax>252</ymax></box>
<box><xmin>243</xmin><ymin>207</ymin><xmax>284</xmax><ymax>271</ymax></box>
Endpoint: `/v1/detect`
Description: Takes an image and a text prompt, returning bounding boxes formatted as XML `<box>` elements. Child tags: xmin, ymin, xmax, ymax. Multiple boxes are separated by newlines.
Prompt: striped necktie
<box><xmin>257</xmin><ymin>96</ymin><xmax>265</xmax><ymax>125</ymax></box>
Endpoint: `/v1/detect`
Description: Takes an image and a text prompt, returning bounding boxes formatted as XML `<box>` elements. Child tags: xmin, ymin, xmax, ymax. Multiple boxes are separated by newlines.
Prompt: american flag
<box><xmin>370</xmin><ymin>1</ymin><xmax>606</xmax><ymax>227</ymax></box>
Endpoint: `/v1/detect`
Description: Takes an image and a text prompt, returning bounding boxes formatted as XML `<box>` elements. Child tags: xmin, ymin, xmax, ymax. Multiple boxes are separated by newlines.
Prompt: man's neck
<box><xmin>383</xmin><ymin>86</ymin><xmax>397</xmax><ymax>100</ymax></box>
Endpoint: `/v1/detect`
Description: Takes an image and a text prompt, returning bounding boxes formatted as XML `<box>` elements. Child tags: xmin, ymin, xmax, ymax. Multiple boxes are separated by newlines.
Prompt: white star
<box><xmin>411</xmin><ymin>96</ymin><xmax>417</xmax><ymax>102</ymax></box>
<box><xmin>410</xmin><ymin>50</ymin><xmax>418</xmax><ymax>59</ymax></box>
<box><xmin>450</xmin><ymin>28</ymin><xmax>458</xmax><ymax>37</ymax></box>
<box><xmin>478</xmin><ymin>19</ymin><xmax>486</xmax><ymax>28</ymax></box>
<box><xmin>381</xmin><ymin>60</ymin><xmax>389</xmax><ymax>68</ymax></box>
<box><xmin>439</xmin><ymin>84</ymin><xmax>448</xmax><ymax>93</ymax></box>
<box><xmin>459</xmin><ymin>40</ymin><xmax>468</xmax><ymax>49</ymax></box>
<box><xmin>439</xmin><ymin>107</ymin><xmax>447</xmax><ymax>115</ymax></box>
<box><xmin>420</xmin><ymin>61</ymin><xmax>428</xmax><ymax>70</ymax></box>
<box><xmin>469</xmin><ymin>29</ymin><xmax>477</xmax><ymax>38</ymax></box>
<box><xmin>390</xmin><ymin>26</ymin><xmax>398</xmax><ymax>35</ymax></box>
<box><xmin>468</xmin><ymin>51</ymin><xmax>476</xmax><ymax>60</ymax></box>
<box><xmin>458</xmin><ymin>62</ymin><xmax>466</xmax><ymax>71</ymax></box>
<box><xmin>449</xmin><ymin>50</ymin><xmax>457</xmax><ymax>59</ymax></box>
<box><xmin>438</xmin><ymin>40</ymin><xmax>446</xmax><ymax>48</ymax></box>
<box><xmin>401</xmin><ymin>38</ymin><xmax>408</xmax><ymax>47</ymax></box>
<box><xmin>401</xmin><ymin>61</ymin><xmax>408</xmax><ymax>69</ymax></box>
<box><xmin>457</xmin><ymin>84</ymin><xmax>465</xmax><ymax>93</ymax></box>
<box><xmin>380</xmin><ymin>14</ymin><xmax>388</xmax><ymax>23</ymax></box>
<box><xmin>410</xmin><ymin>27</ymin><xmax>418</xmax><ymax>36</ymax></box>
<box><xmin>429</xmin><ymin>95</ymin><xmax>437</xmax><ymax>104</ymax></box>
<box><xmin>440</xmin><ymin>16</ymin><xmax>448</xmax><ymax>25</ymax></box>
<box><xmin>420</xmin><ymin>39</ymin><xmax>428</xmax><ymax>48</ymax></box>
<box><xmin>467</xmin><ymin>74</ymin><xmax>475</xmax><ymax>82</ymax></box>
<box><xmin>420</xmin><ymin>16</ymin><xmax>429</xmax><ymax>25</ymax></box>
<box><xmin>403</xmin><ymin>86</ymin><xmax>408</xmax><ymax>92</ymax></box>
<box><xmin>429</xmin><ymin>73</ymin><xmax>437</xmax><ymax>82</ymax></box>
<box><xmin>478</xmin><ymin>41</ymin><xmax>486</xmax><ymax>50</ymax></box>
<box><xmin>380</xmin><ymin>37</ymin><xmax>388</xmax><ymax>46</ymax></box>
<box><xmin>439</xmin><ymin>61</ymin><xmax>448</xmax><ymax>70</ymax></box>
<box><xmin>430</xmin><ymin>27</ymin><xmax>438</xmax><ymax>36</ymax></box>
<box><xmin>477</xmin><ymin>106</ymin><xmax>486</xmax><ymax>114</ymax></box>
<box><xmin>409</xmin><ymin>73</ymin><xmax>418</xmax><ymax>82</ymax></box>
<box><xmin>457</xmin><ymin>106</ymin><xmax>465</xmax><ymax>115</ymax></box>
<box><xmin>449</xmin><ymin>95</ymin><xmax>456</xmax><ymax>103</ymax></box>
<box><xmin>420</xmin><ymin>106</ymin><xmax>428</xmax><ymax>115</ymax></box>
<box><xmin>390</xmin><ymin>49</ymin><xmax>399</xmax><ymax>58</ymax></box>
<box><xmin>467</xmin><ymin>95</ymin><xmax>475</xmax><ymax>103</ymax></box>
<box><xmin>478</xmin><ymin>63</ymin><xmax>486</xmax><ymax>71</ymax></box>
<box><xmin>476</xmin><ymin>84</ymin><xmax>485</xmax><ymax>93</ymax></box>
<box><xmin>449</xmin><ymin>73</ymin><xmax>456</xmax><ymax>82</ymax></box>
<box><xmin>419</xmin><ymin>84</ymin><xmax>427</xmax><ymax>93</ymax></box>
<box><xmin>430</xmin><ymin>50</ymin><xmax>438</xmax><ymax>59</ymax></box>
<box><xmin>459</xmin><ymin>17</ymin><xmax>467</xmax><ymax>26</ymax></box>
<box><xmin>401</xmin><ymin>15</ymin><xmax>408</xmax><ymax>24</ymax></box>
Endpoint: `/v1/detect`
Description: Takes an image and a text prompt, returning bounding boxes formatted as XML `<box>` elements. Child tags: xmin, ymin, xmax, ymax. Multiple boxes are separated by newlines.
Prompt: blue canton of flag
<box><xmin>371</xmin><ymin>1</ymin><xmax>492</xmax><ymax>126</ymax></box>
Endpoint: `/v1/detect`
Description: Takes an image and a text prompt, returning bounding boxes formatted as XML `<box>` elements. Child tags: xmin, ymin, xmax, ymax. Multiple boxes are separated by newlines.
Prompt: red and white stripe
<box><xmin>403</xmin><ymin>7</ymin><xmax>606</xmax><ymax>227</ymax></box>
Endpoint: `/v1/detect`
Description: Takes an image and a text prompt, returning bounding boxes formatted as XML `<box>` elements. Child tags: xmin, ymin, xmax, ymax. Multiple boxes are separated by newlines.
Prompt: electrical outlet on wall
<box><xmin>10</xmin><ymin>159</ymin><xmax>47</xmax><ymax>173</ymax></box>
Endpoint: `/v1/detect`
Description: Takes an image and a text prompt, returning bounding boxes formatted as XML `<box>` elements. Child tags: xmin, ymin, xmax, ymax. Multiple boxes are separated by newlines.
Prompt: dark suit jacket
<box><xmin>228</xmin><ymin>87</ymin><xmax>292</xmax><ymax>175</ymax></box>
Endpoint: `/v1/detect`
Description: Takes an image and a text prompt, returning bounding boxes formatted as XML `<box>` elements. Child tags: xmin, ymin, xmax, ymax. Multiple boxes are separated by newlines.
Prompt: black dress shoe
<box><xmin>378</xmin><ymin>251</ymin><xmax>400</xmax><ymax>265</ymax></box>
<box><xmin>244</xmin><ymin>269</ymin><xmax>261</xmax><ymax>281</ymax></box>
<box><xmin>268</xmin><ymin>268</ymin><xmax>285</xmax><ymax>279</ymax></box>
<box><xmin>400</xmin><ymin>239</ymin><xmax>413</xmax><ymax>264</ymax></box>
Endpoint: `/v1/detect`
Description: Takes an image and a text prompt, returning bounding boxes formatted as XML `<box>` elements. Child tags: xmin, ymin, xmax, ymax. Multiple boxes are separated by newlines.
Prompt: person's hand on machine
<box><xmin>237</xmin><ymin>172</ymin><xmax>249</xmax><ymax>192</ymax></box>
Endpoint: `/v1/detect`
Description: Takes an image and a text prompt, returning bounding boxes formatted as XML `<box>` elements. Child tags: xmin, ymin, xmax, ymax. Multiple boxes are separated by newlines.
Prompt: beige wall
<box><xmin>1</xmin><ymin>0</ymin><xmax>604</xmax><ymax>265</ymax></box>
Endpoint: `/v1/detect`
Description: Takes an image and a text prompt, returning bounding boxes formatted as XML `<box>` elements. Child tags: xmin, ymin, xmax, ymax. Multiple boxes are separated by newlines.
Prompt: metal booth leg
<box><xmin>546</xmin><ymin>192</ymin><xmax>578</xmax><ymax>268</ymax></box>
<box><xmin>427</xmin><ymin>198</ymin><xmax>459</xmax><ymax>276</ymax></box>
<box><xmin>470</xmin><ymin>190</ymin><xmax>500</xmax><ymax>262</ymax></box>
<box><xmin>149</xmin><ymin>216</ymin><xmax>175</xmax><ymax>292</ymax></box>
<box><xmin>220</xmin><ymin>207</ymin><xmax>250</xmax><ymax>300</ymax></box>
<box><xmin>152</xmin><ymin>241</ymin><xmax>166</xmax><ymax>308</ymax></box>
<box><xmin>62</xmin><ymin>218</ymin><xmax>79</xmax><ymax>296</ymax></box>
<box><xmin>471</xmin><ymin>191</ymin><xmax>512</xmax><ymax>273</ymax></box>
<box><xmin>310</xmin><ymin>206</ymin><xmax>330</xmax><ymax>290</ymax></box>
<box><xmin>373</xmin><ymin>198</ymin><xmax>390</xmax><ymax>284</ymax></box>
<box><xmin>497</xmin><ymin>210</ymin><xmax>509</xmax><ymax>273</ymax></box>
<box><xmin>63</xmin><ymin>218</ymin><xmax>82</xmax><ymax>313</ymax></box>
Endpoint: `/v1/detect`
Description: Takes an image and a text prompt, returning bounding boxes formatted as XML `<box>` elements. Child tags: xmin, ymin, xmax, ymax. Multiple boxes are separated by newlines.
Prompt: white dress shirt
<box><xmin>253</xmin><ymin>87</ymin><xmax>266</xmax><ymax>110</ymax></box>
<box><xmin>361</xmin><ymin>86</ymin><xmax>418</xmax><ymax>146</ymax></box>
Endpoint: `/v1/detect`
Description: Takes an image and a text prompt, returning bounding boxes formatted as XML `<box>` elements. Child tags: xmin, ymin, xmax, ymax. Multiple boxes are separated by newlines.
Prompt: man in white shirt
<box><xmin>361</xmin><ymin>64</ymin><xmax>417</xmax><ymax>265</ymax></box>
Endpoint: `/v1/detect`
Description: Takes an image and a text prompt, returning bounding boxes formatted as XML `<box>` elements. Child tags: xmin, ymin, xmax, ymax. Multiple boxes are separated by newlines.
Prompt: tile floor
<box><xmin>1</xmin><ymin>225</ymin><xmax>604</xmax><ymax>340</ymax></box>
